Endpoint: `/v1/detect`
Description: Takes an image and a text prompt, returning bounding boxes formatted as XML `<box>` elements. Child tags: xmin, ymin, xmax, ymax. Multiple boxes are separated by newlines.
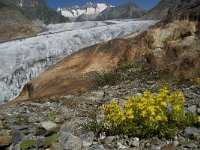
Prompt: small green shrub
<box><xmin>13</xmin><ymin>115</ymin><xmax>21</xmax><ymax>125</ymax></box>
<box><xmin>117</xmin><ymin>60</ymin><xmax>135</xmax><ymax>70</ymax></box>
<box><xmin>44</xmin><ymin>133</ymin><xmax>59</xmax><ymax>148</ymax></box>
<box><xmin>47</xmin><ymin>112</ymin><xmax>56</xmax><ymax>121</ymax></box>
<box><xmin>20</xmin><ymin>140</ymin><xmax>36</xmax><ymax>150</ymax></box>
<box><xmin>83</xmin><ymin>119</ymin><xmax>103</xmax><ymax>135</ymax></box>
<box><xmin>93</xmin><ymin>88</ymin><xmax>200</xmax><ymax>138</ymax></box>
<box><xmin>90</xmin><ymin>71</ymin><xmax>121</xmax><ymax>87</ymax></box>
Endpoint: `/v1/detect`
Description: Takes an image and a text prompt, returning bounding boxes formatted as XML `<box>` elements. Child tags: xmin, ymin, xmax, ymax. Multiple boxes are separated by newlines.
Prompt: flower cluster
<box><xmin>101</xmin><ymin>88</ymin><xmax>199</xmax><ymax>138</ymax></box>
<box><xmin>194</xmin><ymin>78</ymin><xmax>200</xmax><ymax>85</ymax></box>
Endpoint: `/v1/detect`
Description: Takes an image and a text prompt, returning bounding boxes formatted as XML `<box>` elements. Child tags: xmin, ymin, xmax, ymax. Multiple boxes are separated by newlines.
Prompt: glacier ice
<box><xmin>0</xmin><ymin>20</ymin><xmax>156</xmax><ymax>103</ymax></box>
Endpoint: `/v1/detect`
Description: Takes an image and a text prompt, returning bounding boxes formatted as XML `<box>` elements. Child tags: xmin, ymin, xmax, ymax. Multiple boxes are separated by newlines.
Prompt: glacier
<box><xmin>0</xmin><ymin>20</ymin><xmax>156</xmax><ymax>103</ymax></box>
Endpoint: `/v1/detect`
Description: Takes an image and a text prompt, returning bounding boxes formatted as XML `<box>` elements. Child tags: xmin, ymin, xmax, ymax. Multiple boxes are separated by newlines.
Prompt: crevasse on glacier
<box><xmin>0</xmin><ymin>20</ymin><xmax>156</xmax><ymax>103</ymax></box>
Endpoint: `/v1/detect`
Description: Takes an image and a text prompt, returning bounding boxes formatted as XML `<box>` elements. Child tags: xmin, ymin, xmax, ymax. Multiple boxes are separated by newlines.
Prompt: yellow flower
<box><xmin>125</xmin><ymin>109</ymin><xmax>134</xmax><ymax>119</ymax></box>
<box><xmin>173</xmin><ymin>105</ymin><xmax>181</xmax><ymax>112</ymax></box>
<box><xmin>155</xmin><ymin>115</ymin><xmax>162</xmax><ymax>121</ymax></box>
<box><xmin>148</xmin><ymin>106</ymin><xmax>156</xmax><ymax>116</ymax></box>
<box><xmin>138</xmin><ymin>103</ymin><xmax>144</xmax><ymax>110</ymax></box>
<box><xmin>141</xmin><ymin>110</ymin><xmax>147</xmax><ymax>117</ymax></box>
<box><xmin>198</xmin><ymin>116</ymin><xmax>200</xmax><ymax>123</ymax></box>
<box><xmin>194</xmin><ymin>78</ymin><xmax>200</xmax><ymax>85</ymax></box>
<box><xmin>160</xmin><ymin>101</ymin><xmax>167</xmax><ymax>107</ymax></box>
<box><xmin>100</xmin><ymin>87</ymin><xmax>192</xmax><ymax>138</ymax></box>
<box><xmin>155</xmin><ymin>115</ymin><xmax>167</xmax><ymax>122</ymax></box>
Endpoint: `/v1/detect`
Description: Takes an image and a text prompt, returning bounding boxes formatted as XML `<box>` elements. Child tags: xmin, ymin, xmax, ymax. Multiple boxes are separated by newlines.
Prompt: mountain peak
<box><xmin>58</xmin><ymin>2</ymin><xmax>111</xmax><ymax>21</ymax></box>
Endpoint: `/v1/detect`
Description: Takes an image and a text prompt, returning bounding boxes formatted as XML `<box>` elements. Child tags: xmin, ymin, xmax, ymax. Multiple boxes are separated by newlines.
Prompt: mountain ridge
<box><xmin>58</xmin><ymin>2</ymin><xmax>146</xmax><ymax>21</ymax></box>
<box><xmin>2</xmin><ymin>0</ymin><xmax>69</xmax><ymax>24</ymax></box>
<box><xmin>95</xmin><ymin>3</ymin><xmax>146</xmax><ymax>21</ymax></box>
<box><xmin>58</xmin><ymin>2</ymin><xmax>111</xmax><ymax>21</ymax></box>
<box><xmin>141</xmin><ymin>0</ymin><xmax>178</xmax><ymax>20</ymax></box>
<box><xmin>0</xmin><ymin>0</ymin><xmax>69</xmax><ymax>42</ymax></box>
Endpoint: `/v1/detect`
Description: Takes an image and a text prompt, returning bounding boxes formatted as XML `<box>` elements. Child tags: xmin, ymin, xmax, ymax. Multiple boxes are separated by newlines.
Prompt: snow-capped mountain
<box><xmin>57</xmin><ymin>2</ymin><xmax>112</xmax><ymax>21</ymax></box>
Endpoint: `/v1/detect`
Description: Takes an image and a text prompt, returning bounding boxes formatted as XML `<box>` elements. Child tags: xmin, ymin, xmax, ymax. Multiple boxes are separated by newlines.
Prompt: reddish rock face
<box><xmin>144</xmin><ymin>20</ymin><xmax>200</xmax><ymax>78</ymax></box>
<box><xmin>15</xmin><ymin>39</ymin><xmax>134</xmax><ymax>101</ymax></box>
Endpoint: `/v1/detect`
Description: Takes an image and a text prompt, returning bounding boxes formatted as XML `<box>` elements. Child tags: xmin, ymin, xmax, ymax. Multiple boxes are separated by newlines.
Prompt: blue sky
<box><xmin>45</xmin><ymin>0</ymin><xmax>160</xmax><ymax>10</ymax></box>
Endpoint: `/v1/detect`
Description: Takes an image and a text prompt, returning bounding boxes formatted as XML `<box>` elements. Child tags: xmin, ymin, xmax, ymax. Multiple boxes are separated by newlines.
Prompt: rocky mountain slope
<box><xmin>58</xmin><ymin>3</ymin><xmax>110</xmax><ymax>21</ymax></box>
<box><xmin>0</xmin><ymin>20</ymin><xmax>155</xmax><ymax>103</ymax></box>
<box><xmin>0</xmin><ymin>1</ymin><xmax>42</xmax><ymax>42</ymax></box>
<box><xmin>141</xmin><ymin>0</ymin><xmax>178</xmax><ymax>20</ymax></box>
<box><xmin>95</xmin><ymin>3</ymin><xmax>146</xmax><ymax>21</ymax></box>
<box><xmin>1</xmin><ymin>0</ymin><xmax>69</xmax><ymax>24</ymax></box>
<box><xmin>0</xmin><ymin>0</ymin><xmax>69</xmax><ymax>42</ymax></box>
<box><xmin>1</xmin><ymin>64</ymin><xmax>200</xmax><ymax>149</ymax></box>
<box><xmin>15</xmin><ymin>0</ymin><xmax>200</xmax><ymax>102</ymax></box>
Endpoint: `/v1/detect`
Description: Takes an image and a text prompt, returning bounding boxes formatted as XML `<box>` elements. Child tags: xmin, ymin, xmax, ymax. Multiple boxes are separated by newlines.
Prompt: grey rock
<box><xmin>187</xmin><ymin>105</ymin><xmax>197</xmax><ymax>113</ymax></box>
<box><xmin>124</xmin><ymin>135</ymin><xmax>129</xmax><ymax>139</ymax></box>
<box><xmin>11</xmin><ymin>129</ymin><xmax>24</xmax><ymax>145</ymax></box>
<box><xmin>150</xmin><ymin>146</ymin><xmax>162</xmax><ymax>150</ymax></box>
<box><xmin>197</xmin><ymin>108</ymin><xmax>200</xmax><ymax>115</ymax></box>
<box><xmin>76</xmin><ymin>13</ymin><xmax>98</xmax><ymax>22</ymax></box>
<box><xmin>0</xmin><ymin>129</ymin><xmax>12</xmax><ymax>136</ymax></box>
<box><xmin>183</xmin><ymin>142</ymin><xmax>198</xmax><ymax>148</ymax></box>
<box><xmin>81</xmin><ymin>132</ymin><xmax>95</xmax><ymax>143</ymax></box>
<box><xmin>40</xmin><ymin>121</ymin><xmax>58</xmax><ymax>131</ymax></box>
<box><xmin>117</xmin><ymin>141</ymin><xmax>128</xmax><ymax>149</ymax></box>
<box><xmin>135</xmin><ymin>93</ymin><xmax>142</xmax><ymax>97</ymax></box>
<box><xmin>59</xmin><ymin>131</ymin><xmax>82</xmax><ymax>150</ymax></box>
<box><xmin>100</xmin><ymin>136</ymin><xmax>116</xmax><ymax>145</ymax></box>
<box><xmin>174</xmin><ymin>136</ymin><xmax>178</xmax><ymax>141</ymax></box>
<box><xmin>87</xmin><ymin>143</ymin><xmax>106</xmax><ymax>150</ymax></box>
<box><xmin>83</xmin><ymin>141</ymin><xmax>93</xmax><ymax>147</ymax></box>
<box><xmin>145</xmin><ymin>142</ymin><xmax>151</xmax><ymax>148</ymax></box>
<box><xmin>60</xmin><ymin>118</ymin><xmax>86</xmax><ymax>135</ymax></box>
<box><xmin>184</xmin><ymin>127</ymin><xmax>200</xmax><ymax>138</ymax></box>
<box><xmin>131</xmin><ymin>137</ymin><xmax>140</xmax><ymax>147</ymax></box>
<box><xmin>85</xmin><ymin>91</ymin><xmax>105</xmax><ymax>101</ymax></box>
<box><xmin>13</xmin><ymin>143</ymin><xmax>21</xmax><ymax>150</ymax></box>
<box><xmin>173</xmin><ymin>141</ymin><xmax>179</xmax><ymax>147</ymax></box>
<box><xmin>103</xmin><ymin>85</ymin><xmax>109</xmax><ymax>89</ymax></box>
<box><xmin>99</xmin><ymin>132</ymin><xmax>106</xmax><ymax>140</ymax></box>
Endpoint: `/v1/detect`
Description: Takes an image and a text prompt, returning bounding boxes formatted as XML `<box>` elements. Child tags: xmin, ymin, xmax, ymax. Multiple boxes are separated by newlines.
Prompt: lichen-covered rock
<box><xmin>59</xmin><ymin>132</ymin><xmax>82</xmax><ymax>150</ymax></box>
<box><xmin>0</xmin><ymin>136</ymin><xmax>12</xmax><ymax>147</ymax></box>
<box><xmin>40</xmin><ymin>121</ymin><xmax>58</xmax><ymax>131</ymax></box>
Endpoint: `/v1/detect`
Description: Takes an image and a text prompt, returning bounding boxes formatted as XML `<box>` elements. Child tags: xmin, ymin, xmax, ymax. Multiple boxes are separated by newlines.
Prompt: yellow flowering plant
<box><xmin>100</xmin><ymin>87</ymin><xmax>199</xmax><ymax>138</ymax></box>
<box><xmin>194</xmin><ymin>78</ymin><xmax>200</xmax><ymax>85</ymax></box>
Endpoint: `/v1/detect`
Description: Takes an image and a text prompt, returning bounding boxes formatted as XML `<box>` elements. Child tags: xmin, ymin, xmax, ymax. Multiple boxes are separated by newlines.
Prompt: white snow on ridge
<box><xmin>0</xmin><ymin>20</ymin><xmax>156</xmax><ymax>103</ymax></box>
<box><xmin>58</xmin><ymin>3</ymin><xmax>110</xmax><ymax>21</ymax></box>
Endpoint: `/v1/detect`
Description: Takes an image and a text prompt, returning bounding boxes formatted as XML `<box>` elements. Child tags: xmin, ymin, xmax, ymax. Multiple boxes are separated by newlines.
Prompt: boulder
<box><xmin>59</xmin><ymin>131</ymin><xmax>82</xmax><ymax>150</ymax></box>
<box><xmin>40</xmin><ymin>121</ymin><xmax>58</xmax><ymax>131</ymax></box>
<box><xmin>0</xmin><ymin>136</ymin><xmax>12</xmax><ymax>147</ymax></box>
<box><xmin>184</xmin><ymin>127</ymin><xmax>200</xmax><ymax>138</ymax></box>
